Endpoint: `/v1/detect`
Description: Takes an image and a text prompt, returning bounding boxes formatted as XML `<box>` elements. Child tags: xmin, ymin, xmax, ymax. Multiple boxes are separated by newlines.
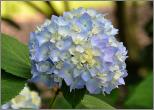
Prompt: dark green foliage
<box><xmin>1</xmin><ymin>33</ymin><xmax>31</xmax><ymax>79</ymax></box>
<box><xmin>91</xmin><ymin>89</ymin><xmax>118</xmax><ymax>106</ymax></box>
<box><xmin>1</xmin><ymin>33</ymin><xmax>31</xmax><ymax>104</ymax></box>
<box><xmin>52</xmin><ymin>94</ymin><xmax>72</xmax><ymax>109</ymax></box>
<box><xmin>60</xmin><ymin>80</ymin><xmax>86</xmax><ymax>108</ymax></box>
<box><xmin>1</xmin><ymin>70</ymin><xmax>27</xmax><ymax>104</ymax></box>
<box><xmin>125</xmin><ymin>74</ymin><xmax>153</xmax><ymax>108</ymax></box>
<box><xmin>51</xmin><ymin>92</ymin><xmax>115</xmax><ymax>109</ymax></box>
<box><xmin>77</xmin><ymin>95</ymin><xmax>114</xmax><ymax>109</ymax></box>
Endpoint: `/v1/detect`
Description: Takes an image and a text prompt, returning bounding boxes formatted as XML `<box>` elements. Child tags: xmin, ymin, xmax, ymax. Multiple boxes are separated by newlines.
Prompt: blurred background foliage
<box><xmin>1</xmin><ymin>1</ymin><xmax>153</xmax><ymax>109</ymax></box>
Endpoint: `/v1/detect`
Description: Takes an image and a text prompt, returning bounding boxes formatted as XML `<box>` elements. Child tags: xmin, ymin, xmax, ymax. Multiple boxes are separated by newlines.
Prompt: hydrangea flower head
<box><xmin>1</xmin><ymin>86</ymin><xmax>41</xmax><ymax>109</ymax></box>
<box><xmin>29</xmin><ymin>7</ymin><xmax>128</xmax><ymax>94</ymax></box>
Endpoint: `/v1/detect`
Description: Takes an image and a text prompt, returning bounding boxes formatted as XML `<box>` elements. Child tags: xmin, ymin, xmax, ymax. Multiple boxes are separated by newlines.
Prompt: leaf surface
<box><xmin>61</xmin><ymin>80</ymin><xmax>86</xmax><ymax>108</ymax></box>
<box><xmin>125</xmin><ymin>74</ymin><xmax>153</xmax><ymax>108</ymax></box>
<box><xmin>1</xmin><ymin>70</ymin><xmax>26</xmax><ymax>104</ymax></box>
<box><xmin>1</xmin><ymin>33</ymin><xmax>31</xmax><ymax>79</ymax></box>
<box><xmin>77</xmin><ymin>94</ymin><xmax>115</xmax><ymax>109</ymax></box>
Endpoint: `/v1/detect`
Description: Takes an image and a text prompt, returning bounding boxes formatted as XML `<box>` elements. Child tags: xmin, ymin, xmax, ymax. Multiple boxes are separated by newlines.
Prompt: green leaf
<box><xmin>52</xmin><ymin>94</ymin><xmax>72</xmax><ymax>109</ymax></box>
<box><xmin>92</xmin><ymin>89</ymin><xmax>118</xmax><ymax>106</ymax></box>
<box><xmin>125</xmin><ymin>74</ymin><xmax>153</xmax><ymax>108</ymax></box>
<box><xmin>1</xmin><ymin>33</ymin><xmax>31</xmax><ymax>79</ymax></box>
<box><xmin>61</xmin><ymin>80</ymin><xmax>86</xmax><ymax>108</ymax></box>
<box><xmin>77</xmin><ymin>95</ymin><xmax>115</xmax><ymax>109</ymax></box>
<box><xmin>1</xmin><ymin>70</ymin><xmax>27</xmax><ymax>104</ymax></box>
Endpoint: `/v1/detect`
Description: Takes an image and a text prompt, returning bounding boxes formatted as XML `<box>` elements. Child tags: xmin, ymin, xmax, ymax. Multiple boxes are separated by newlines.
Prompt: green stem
<box><xmin>49</xmin><ymin>89</ymin><xmax>60</xmax><ymax>108</ymax></box>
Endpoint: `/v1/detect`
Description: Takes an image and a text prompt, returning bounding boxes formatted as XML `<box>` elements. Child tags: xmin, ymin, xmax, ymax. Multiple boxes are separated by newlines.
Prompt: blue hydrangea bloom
<box><xmin>29</xmin><ymin>7</ymin><xmax>128</xmax><ymax>94</ymax></box>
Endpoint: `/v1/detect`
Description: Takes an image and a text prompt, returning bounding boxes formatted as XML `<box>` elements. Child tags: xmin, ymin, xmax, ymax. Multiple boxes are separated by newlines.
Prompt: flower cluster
<box><xmin>2</xmin><ymin>86</ymin><xmax>41</xmax><ymax>109</ymax></box>
<box><xmin>29</xmin><ymin>8</ymin><xmax>128</xmax><ymax>94</ymax></box>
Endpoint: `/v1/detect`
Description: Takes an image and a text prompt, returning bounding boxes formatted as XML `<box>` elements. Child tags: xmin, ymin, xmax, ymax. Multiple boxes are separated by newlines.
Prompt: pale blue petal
<box><xmin>36</xmin><ymin>31</ymin><xmax>51</xmax><ymax>46</ymax></box>
<box><xmin>35</xmin><ymin>43</ymin><xmax>50</xmax><ymax>61</ymax></box>
<box><xmin>75</xmin><ymin>13</ymin><xmax>92</xmax><ymax>32</ymax></box>
<box><xmin>36</xmin><ymin>61</ymin><xmax>52</xmax><ymax>72</ymax></box>
<box><xmin>86</xmin><ymin>79</ymin><xmax>101</xmax><ymax>94</ymax></box>
<box><xmin>88</xmin><ymin>68</ymin><xmax>96</xmax><ymax>77</ymax></box>
<box><xmin>59</xmin><ymin>71</ymin><xmax>73</xmax><ymax>86</ymax></box>
<box><xmin>73</xmin><ymin>69</ymin><xmax>81</xmax><ymax>78</ymax></box>
<box><xmin>102</xmin><ymin>47</ymin><xmax>118</xmax><ymax>63</ymax></box>
<box><xmin>81</xmin><ymin>71</ymin><xmax>91</xmax><ymax>82</ymax></box>
<box><xmin>118</xmin><ymin>78</ymin><xmax>125</xmax><ymax>85</ymax></box>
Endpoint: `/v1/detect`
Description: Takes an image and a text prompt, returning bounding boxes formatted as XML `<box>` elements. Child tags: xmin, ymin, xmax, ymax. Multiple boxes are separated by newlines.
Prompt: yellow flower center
<box><xmin>82</xmin><ymin>49</ymin><xmax>96</xmax><ymax>67</ymax></box>
<box><xmin>70</xmin><ymin>46</ymin><xmax>100</xmax><ymax>68</ymax></box>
